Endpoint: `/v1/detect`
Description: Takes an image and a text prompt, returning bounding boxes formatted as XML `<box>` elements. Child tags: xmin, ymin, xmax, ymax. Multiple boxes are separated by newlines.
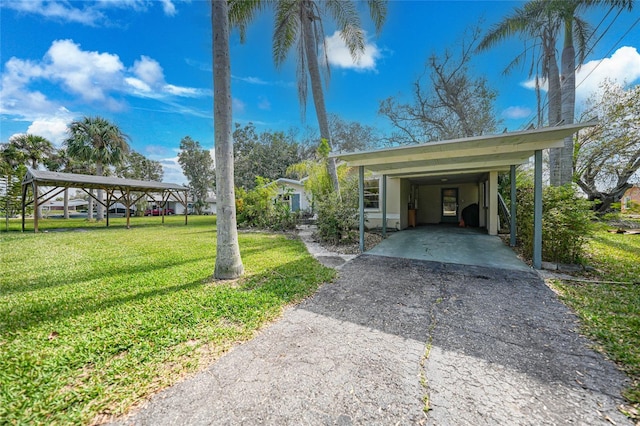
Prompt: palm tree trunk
<box><xmin>301</xmin><ymin>5</ymin><xmax>340</xmax><ymax>195</ymax></box>
<box><xmin>212</xmin><ymin>0</ymin><xmax>244</xmax><ymax>280</ymax></box>
<box><xmin>547</xmin><ymin>36</ymin><xmax>563</xmax><ymax>186</ymax></box>
<box><xmin>560</xmin><ymin>22</ymin><xmax>576</xmax><ymax>186</ymax></box>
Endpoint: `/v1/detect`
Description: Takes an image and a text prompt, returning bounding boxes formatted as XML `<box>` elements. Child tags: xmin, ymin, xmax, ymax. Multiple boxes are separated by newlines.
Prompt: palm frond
<box><xmin>272</xmin><ymin>0</ymin><xmax>299</xmax><ymax>67</ymax></box>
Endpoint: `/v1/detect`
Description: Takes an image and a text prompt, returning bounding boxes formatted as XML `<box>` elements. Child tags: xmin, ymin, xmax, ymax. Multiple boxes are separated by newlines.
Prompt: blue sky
<box><xmin>1</xmin><ymin>0</ymin><xmax>639</xmax><ymax>184</ymax></box>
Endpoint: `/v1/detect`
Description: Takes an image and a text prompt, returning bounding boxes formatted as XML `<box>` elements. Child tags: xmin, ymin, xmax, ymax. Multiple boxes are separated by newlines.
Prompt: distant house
<box><xmin>274</xmin><ymin>178</ymin><xmax>311</xmax><ymax>213</ymax></box>
<box><xmin>171</xmin><ymin>191</ymin><xmax>217</xmax><ymax>215</ymax></box>
<box><xmin>41</xmin><ymin>199</ymin><xmax>88</xmax><ymax>214</ymax></box>
<box><xmin>621</xmin><ymin>186</ymin><xmax>640</xmax><ymax>213</ymax></box>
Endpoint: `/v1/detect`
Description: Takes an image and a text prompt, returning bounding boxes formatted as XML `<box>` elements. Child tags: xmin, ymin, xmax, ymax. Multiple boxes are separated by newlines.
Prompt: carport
<box><xmin>331</xmin><ymin>122</ymin><xmax>595</xmax><ymax>269</ymax></box>
<box><xmin>21</xmin><ymin>169</ymin><xmax>189</xmax><ymax>232</ymax></box>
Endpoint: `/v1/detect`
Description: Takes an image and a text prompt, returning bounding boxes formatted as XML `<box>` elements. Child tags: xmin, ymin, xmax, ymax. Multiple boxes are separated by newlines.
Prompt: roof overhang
<box><xmin>331</xmin><ymin>122</ymin><xmax>596</xmax><ymax>180</ymax></box>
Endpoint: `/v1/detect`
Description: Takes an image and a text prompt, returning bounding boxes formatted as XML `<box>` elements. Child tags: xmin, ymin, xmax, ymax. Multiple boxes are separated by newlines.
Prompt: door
<box><xmin>291</xmin><ymin>193</ymin><xmax>301</xmax><ymax>212</ymax></box>
<box><xmin>441</xmin><ymin>188</ymin><xmax>459</xmax><ymax>223</ymax></box>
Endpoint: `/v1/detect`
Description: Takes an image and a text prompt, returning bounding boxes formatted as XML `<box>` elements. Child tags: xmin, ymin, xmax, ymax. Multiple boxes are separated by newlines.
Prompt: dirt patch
<box><xmin>315</xmin><ymin>232</ymin><xmax>383</xmax><ymax>254</ymax></box>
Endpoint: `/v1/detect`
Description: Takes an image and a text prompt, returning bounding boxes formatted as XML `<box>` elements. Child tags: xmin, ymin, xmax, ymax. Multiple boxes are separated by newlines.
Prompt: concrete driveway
<box><xmin>112</xmin><ymin>252</ymin><xmax>630</xmax><ymax>425</ymax></box>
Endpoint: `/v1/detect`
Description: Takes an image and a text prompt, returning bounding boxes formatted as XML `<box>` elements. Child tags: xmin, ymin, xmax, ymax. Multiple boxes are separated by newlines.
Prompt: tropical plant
<box><xmin>230</xmin><ymin>0</ymin><xmax>387</xmax><ymax>195</ymax></box>
<box><xmin>65</xmin><ymin>116</ymin><xmax>130</xmax><ymax>220</ymax></box>
<box><xmin>9</xmin><ymin>134</ymin><xmax>54</xmax><ymax>169</ymax></box>
<box><xmin>0</xmin><ymin>143</ymin><xmax>27</xmax><ymax>228</ymax></box>
<box><xmin>479</xmin><ymin>0</ymin><xmax>634</xmax><ymax>186</ymax></box>
<box><xmin>236</xmin><ymin>177</ymin><xmax>299</xmax><ymax>231</ymax></box>
<box><xmin>212</xmin><ymin>0</ymin><xmax>244</xmax><ymax>279</ymax></box>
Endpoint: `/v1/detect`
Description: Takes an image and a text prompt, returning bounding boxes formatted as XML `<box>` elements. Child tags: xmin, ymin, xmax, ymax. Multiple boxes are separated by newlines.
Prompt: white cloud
<box><xmin>323</xmin><ymin>30</ymin><xmax>381</xmax><ymax>72</ymax></box>
<box><xmin>521</xmin><ymin>46</ymin><xmax>640</xmax><ymax>104</ymax></box>
<box><xmin>0</xmin><ymin>39</ymin><xmax>208</xmax><ymax>133</ymax></box>
<box><xmin>233</xmin><ymin>98</ymin><xmax>246</xmax><ymax>114</ymax></box>
<box><xmin>4</xmin><ymin>0</ymin><xmax>104</xmax><ymax>25</ymax></box>
<box><xmin>502</xmin><ymin>106</ymin><xmax>532</xmax><ymax>120</ymax></box>
<box><xmin>4</xmin><ymin>0</ymin><xmax>178</xmax><ymax>25</ymax></box>
<box><xmin>258</xmin><ymin>96</ymin><xmax>271</xmax><ymax>111</ymax></box>
<box><xmin>26</xmin><ymin>113</ymin><xmax>73</xmax><ymax>146</ymax></box>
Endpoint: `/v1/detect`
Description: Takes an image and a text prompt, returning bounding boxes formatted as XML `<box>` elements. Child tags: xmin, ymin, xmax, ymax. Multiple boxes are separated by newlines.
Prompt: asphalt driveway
<box><xmin>113</xmin><ymin>255</ymin><xmax>630</xmax><ymax>425</ymax></box>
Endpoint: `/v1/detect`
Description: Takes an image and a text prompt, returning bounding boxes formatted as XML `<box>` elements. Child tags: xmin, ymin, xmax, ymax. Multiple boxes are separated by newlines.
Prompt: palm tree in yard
<box><xmin>478</xmin><ymin>1</ymin><xmax>564</xmax><ymax>185</ymax></box>
<box><xmin>10</xmin><ymin>133</ymin><xmax>55</xmax><ymax>218</ymax></box>
<box><xmin>212</xmin><ymin>0</ymin><xmax>243</xmax><ymax>279</ymax></box>
<box><xmin>231</xmin><ymin>0</ymin><xmax>387</xmax><ymax>194</ymax></box>
<box><xmin>480</xmin><ymin>0</ymin><xmax>633</xmax><ymax>186</ymax></box>
<box><xmin>550</xmin><ymin>0</ymin><xmax>633</xmax><ymax>185</ymax></box>
<box><xmin>65</xmin><ymin>116</ymin><xmax>130</xmax><ymax>221</ymax></box>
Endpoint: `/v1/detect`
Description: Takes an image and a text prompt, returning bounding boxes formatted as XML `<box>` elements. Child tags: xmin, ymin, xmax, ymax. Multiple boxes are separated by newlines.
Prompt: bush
<box><xmin>236</xmin><ymin>177</ymin><xmax>299</xmax><ymax>231</ymax></box>
<box><xmin>516</xmin><ymin>183</ymin><xmax>594</xmax><ymax>264</ymax></box>
<box><xmin>315</xmin><ymin>176</ymin><xmax>360</xmax><ymax>245</ymax></box>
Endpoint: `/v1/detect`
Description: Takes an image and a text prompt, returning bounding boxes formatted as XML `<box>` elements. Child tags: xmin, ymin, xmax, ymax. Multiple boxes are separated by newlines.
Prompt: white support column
<box><xmin>510</xmin><ymin>165</ymin><xmax>517</xmax><ymax>247</ymax></box>
<box><xmin>487</xmin><ymin>171</ymin><xmax>498</xmax><ymax>235</ymax></box>
<box><xmin>382</xmin><ymin>175</ymin><xmax>387</xmax><ymax>237</ymax></box>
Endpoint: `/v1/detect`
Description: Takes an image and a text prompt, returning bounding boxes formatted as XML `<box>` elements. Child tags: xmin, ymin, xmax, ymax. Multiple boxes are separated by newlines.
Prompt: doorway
<box><xmin>441</xmin><ymin>188</ymin><xmax>459</xmax><ymax>223</ymax></box>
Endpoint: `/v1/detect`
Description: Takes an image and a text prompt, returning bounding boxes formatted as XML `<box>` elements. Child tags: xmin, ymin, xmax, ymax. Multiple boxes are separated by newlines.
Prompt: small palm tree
<box><xmin>65</xmin><ymin>116</ymin><xmax>130</xmax><ymax>220</ymax></box>
<box><xmin>10</xmin><ymin>134</ymin><xmax>54</xmax><ymax>218</ymax></box>
<box><xmin>231</xmin><ymin>0</ymin><xmax>387</xmax><ymax>194</ymax></box>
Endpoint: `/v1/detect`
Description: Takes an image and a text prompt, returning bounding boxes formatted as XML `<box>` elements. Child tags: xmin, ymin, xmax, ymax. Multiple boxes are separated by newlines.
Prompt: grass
<box><xmin>0</xmin><ymin>215</ymin><xmax>335</xmax><ymax>424</ymax></box>
<box><xmin>550</xmin><ymin>224</ymin><xmax>640</xmax><ymax>415</ymax></box>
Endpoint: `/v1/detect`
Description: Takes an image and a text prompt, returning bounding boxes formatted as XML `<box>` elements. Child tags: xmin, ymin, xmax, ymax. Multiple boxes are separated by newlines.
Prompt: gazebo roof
<box><xmin>23</xmin><ymin>169</ymin><xmax>188</xmax><ymax>192</ymax></box>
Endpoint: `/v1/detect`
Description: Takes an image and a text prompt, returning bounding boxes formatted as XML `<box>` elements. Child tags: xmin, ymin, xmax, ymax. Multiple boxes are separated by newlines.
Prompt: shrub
<box><xmin>236</xmin><ymin>177</ymin><xmax>299</xmax><ymax>231</ymax></box>
<box><xmin>516</xmin><ymin>183</ymin><xmax>594</xmax><ymax>264</ymax></box>
<box><xmin>315</xmin><ymin>176</ymin><xmax>360</xmax><ymax>245</ymax></box>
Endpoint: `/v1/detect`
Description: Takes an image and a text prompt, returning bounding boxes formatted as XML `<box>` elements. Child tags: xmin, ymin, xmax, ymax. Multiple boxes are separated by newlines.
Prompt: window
<box><xmin>364</xmin><ymin>179</ymin><xmax>380</xmax><ymax>209</ymax></box>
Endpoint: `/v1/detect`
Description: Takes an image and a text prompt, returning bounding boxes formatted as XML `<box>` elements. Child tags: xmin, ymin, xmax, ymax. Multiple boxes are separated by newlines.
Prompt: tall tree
<box><xmin>477</xmin><ymin>1</ymin><xmax>563</xmax><ymax>183</ymax></box>
<box><xmin>178</xmin><ymin>136</ymin><xmax>215</xmax><ymax>215</ymax></box>
<box><xmin>9</xmin><ymin>134</ymin><xmax>55</xmax><ymax>218</ymax></box>
<box><xmin>551</xmin><ymin>0</ymin><xmax>633</xmax><ymax>186</ymax></box>
<box><xmin>116</xmin><ymin>152</ymin><xmax>164</xmax><ymax>181</ymax></box>
<box><xmin>380</xmin><ymin>28</ymin><xmax>500</xmax><ymax>144</ymax></box>
<box><xmin>231</xmin><ymin>0</ymin><xmax>387</xmax><ymax>194</ymax></box>
<box><xmin>575</xmin><ymin>81</ymin><xmax>640</xmax><ymax>213</ymax></box>
<box><xmin>212</xmin><ymin>0</ymin><xmax>243</xmax><ymax>279</ymax></box>
<box><xmin>479</xmin><ymin>0</ymin><xmax>634</xmax><ymax>186</ymax></box>
<box><xmin>65</xmin><ymin>116</ymin><xmax>130</xmax><ymax>220</ymax></box>
<box><xmin>233</xmin><ymin>123</ymin><xmax>301</xmax><ymax>190</ymax></box>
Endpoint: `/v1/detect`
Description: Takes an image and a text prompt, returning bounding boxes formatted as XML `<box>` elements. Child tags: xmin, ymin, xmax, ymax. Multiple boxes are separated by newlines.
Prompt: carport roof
<box><xmin>331</xmin><ymin>122</ymin><xmax>596</xmax><ymax>178</ymax></box>
<box><xmin>23</xmin><ymin>168</ymin><xmax>188</xmax><ymax>192</ymax></box>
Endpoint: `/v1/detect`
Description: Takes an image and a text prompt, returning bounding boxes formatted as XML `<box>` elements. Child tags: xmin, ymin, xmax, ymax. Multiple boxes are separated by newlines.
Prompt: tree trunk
<box><xmin>547</xmin><ymin>38</ymin><xmax>563</xmax><ymax>186</ymax></box>
<box><xmin>96</xmin><ymin>161</ymin><xmax>104</xmax><ymax>220</ymax></box>
<box><xmin>559</xmin><ymin>22</ymin><xmax>576</xmax><ymax>186</ymax></box>
<box><xmin>301</xmin><ymin>5</ymin><xmax>341</xmax><ymax>195</ymax></box>
<box><xmin>212</xmin><ymin>0</ymin><xmax>244</xmax><ymax>280</ymax></box>
<box><xmin>88</xmin><ymin>191</ymin><xmax>94</xmax><ymax>220</ymax></box>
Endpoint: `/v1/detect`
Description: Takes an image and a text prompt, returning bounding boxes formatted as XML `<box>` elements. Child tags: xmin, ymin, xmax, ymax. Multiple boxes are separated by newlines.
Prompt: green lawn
<box><xmin>0</xmin><ymin>216</ymin><xmax>335</xmax><ymax>424</ymax></box>
<box><xmin>552</xmin><ymin>226</ymin><xmax>640</xmax><ymax>415</ymax></box>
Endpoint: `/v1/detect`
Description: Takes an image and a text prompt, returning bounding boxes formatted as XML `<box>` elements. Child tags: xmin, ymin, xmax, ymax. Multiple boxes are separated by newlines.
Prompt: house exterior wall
<box><xmin>276</xmin><ymin>182</ymin><xmax>311</xmax><ymax>212</ymax></box>
<box><xmin>415</xmin><ymin>183</ymin><xmax>479</xmax><ymax>224</ymax></box>
<box><xmin>621</xmin><ymin>186</ymin><xmax>640</xmax><ymax>213</ymax></box>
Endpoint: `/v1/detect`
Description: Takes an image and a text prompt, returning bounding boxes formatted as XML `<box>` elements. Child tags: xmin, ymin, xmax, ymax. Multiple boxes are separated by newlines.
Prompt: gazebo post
<box><xmin>21</xmin><ymin>183</ymin><xmax>27</xmax><ymax>232</ymax></box>
<box><xmin>533</xmin><ymin>150</ymin><xmax>543</xmax><ymax>269</ymax></box>
<box><xmin>382</xmin><ymin>174</ymin><xmax>387</xmax><ymax>238</ymax></box>
<box><xmin>510</xmin><ymin>165</ymin><xmax>517</xmax><ymax>247</ymax></box>
<box><xmin>33</xmin><ymin>181</ymin><xmax>39</xmax><ymax>233</ymax></box>
<box><xmin>359</xmin><ymin>166</ymin><xmax>365</xmax><ymax>253</ymax></box>
<box><xmin>105</xmin><ymin>191</ymin><xmax>111</xmax><ymax>227</ymax></box>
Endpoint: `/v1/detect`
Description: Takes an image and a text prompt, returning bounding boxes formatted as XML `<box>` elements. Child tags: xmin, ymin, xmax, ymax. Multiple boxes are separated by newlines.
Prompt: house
<box><xmin>274</xmin><ymin>178</ymin><xmax>311</xmax><ymax>212</ymax></box>
<box><xmin>170</xmin><ymin>191</ymin><xmax>217</xmax><ymax>215</ymax></box>
<box><xmin>621</xmin><ymin>186</ymin><xmax>640</xmax><ymax>213</ymax></box>
<box><xmin>332</xmin><ymin>122</ymin><xmax>596</xmax><ymax>269</ymax></box>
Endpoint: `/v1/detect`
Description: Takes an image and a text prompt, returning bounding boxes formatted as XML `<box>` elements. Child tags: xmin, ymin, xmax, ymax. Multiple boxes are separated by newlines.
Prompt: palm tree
<box><xmin>231</xmin><ymin>0</ymin><xmax>387</xmax><ymax>194</ymax></box>
<box><xmin>65</xmin><ymin>116</ymin><xmax>130</xmax><ymax>220</ymax></box>
<box><xmin>478</xmin><ymin>1</ymin><xmax>564</xmax><ymax>184</ymax></box>
<box><xmin>10</xmin><ymin>134</ymin><xmax>54</xmax><ymax>218</ymax></box>
<box><xmin>480</xmin><ymin>0</ymin><xmax>633</xmax><ymax>186</ymax></box>
<box><xmin>549</xmin><ymin>0</ymin><xmax>633</xmax><ymax>185</ymax></box>
<box><xmin>212</xmin><ymin>0</ymin><xmax>244</xmax><ymax>279</ymax></box>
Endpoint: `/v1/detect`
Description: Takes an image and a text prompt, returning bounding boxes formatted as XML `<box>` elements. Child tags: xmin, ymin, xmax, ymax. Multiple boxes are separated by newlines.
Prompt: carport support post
<box><xmin>33</xmin><ymin>182</ymin><xmax>39</xmax><ymax>233</ymax></box>
<box><xmin>382</xmin><ymin>174</ymin><xmax>387</xmax><ymax>237</ymax></box>
<box><xmin>359</xmin><ymin>166</ymin><xmax>365</xmax><ymax>253</ymax></box>
<box><xmin>510</xmin><ymin>165</ymin><xmax>517</xmax><ymax>247</ymax></box>
<box><xmin>533</xmin><ymin>150</ymin><xmax>543</xmax><ymax>269</ymax></box>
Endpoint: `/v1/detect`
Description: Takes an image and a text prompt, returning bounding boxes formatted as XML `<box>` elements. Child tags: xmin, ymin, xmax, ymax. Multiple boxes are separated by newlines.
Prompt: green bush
<box><xmin>236</xmin><ymin>177</ymin><xmax>299</xmax><ymax>231</ymax></box>
<box><xmin>516</xmin><ymin>183</ymin><xmax>594</xmax><ymax>264</ymax></box>
<box><xmin>315</xmin><ymin>176</ymin><xmax>360</xmax><ymax>245</ymax></box>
